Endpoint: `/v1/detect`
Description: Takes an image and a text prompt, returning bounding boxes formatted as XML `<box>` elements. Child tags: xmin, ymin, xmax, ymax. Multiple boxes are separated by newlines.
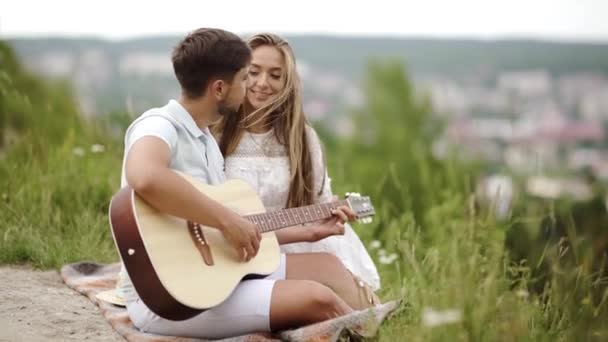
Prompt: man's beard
<box><xmin>217</xmin><ymin>100</ymin><xmax>240</xmax><ymax>118</ymax></box>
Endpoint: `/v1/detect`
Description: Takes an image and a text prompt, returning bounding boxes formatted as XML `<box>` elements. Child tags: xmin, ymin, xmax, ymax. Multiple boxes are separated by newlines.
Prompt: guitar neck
<box><xmin>243</xmin><ymin>200</ymin><xmax>349</xmax><ymax>233</ymax></box>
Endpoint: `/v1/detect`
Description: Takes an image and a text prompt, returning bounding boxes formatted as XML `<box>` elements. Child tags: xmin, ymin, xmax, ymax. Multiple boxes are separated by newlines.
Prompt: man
<box><xmin>118</xmin><ymin>28</ymin><xmax>371</xmax><ymax>339</ymax></box>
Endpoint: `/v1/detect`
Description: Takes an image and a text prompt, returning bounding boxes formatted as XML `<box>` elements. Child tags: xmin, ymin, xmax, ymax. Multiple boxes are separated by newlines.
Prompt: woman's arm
<box><xmin>274</xmin><ymin>207</ymin><xmax>352</xmax><ymax>244</ymax></box>
<box><xmin>274</xmin><ymin>225</ymin><xmax>315</xmax><ymax>244</ymax></box>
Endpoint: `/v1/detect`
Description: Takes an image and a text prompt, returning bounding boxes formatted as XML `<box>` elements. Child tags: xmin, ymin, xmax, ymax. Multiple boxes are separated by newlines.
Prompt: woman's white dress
<box><xmin>223</xmin><ymin>127</ymin><xmax>380</xmax><ymax>290</ymax></box>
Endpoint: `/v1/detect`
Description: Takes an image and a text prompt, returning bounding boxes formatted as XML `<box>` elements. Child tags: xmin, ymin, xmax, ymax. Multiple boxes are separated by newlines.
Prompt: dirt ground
<box><xmin>0</xmin><ymin>266</ymin><xmax>122</xmax><ymax>341</ymax></box>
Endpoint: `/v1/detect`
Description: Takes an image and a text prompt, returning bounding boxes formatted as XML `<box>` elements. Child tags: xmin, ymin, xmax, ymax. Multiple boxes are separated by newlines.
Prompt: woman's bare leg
<box><xmin>285</xmin><ymin>253</ymin><xmax>377</xmax><ymax>310</ymax></box>
<box><xmin>269</xmin><ymin>279</ymin><xmax>352</xmax><ymax>331</ymax></box>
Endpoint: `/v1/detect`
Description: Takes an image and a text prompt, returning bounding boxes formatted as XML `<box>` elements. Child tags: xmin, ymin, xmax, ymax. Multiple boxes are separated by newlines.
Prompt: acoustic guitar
<box><xmin>109</xmin><ymin>171</ymin><xmax>375</xmax><ymax>321</ymax></box>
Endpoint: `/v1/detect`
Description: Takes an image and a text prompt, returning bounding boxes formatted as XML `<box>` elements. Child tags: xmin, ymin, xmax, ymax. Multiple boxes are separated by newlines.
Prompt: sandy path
<box><xmin>0</xmin><ymin>266</ymin><xmax>122</xmax><ymax>341</ymax></box>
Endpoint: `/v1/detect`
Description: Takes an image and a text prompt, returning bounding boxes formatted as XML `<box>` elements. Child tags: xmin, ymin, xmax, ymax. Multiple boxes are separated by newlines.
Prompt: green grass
<box><xmin>1</xmin><ymin>41</ymin><xmax>607</xmax><ymax>341</ymax></box>
<box><xmin>1</xmin><ymin>40</ymin><xmax>122</xmax><ymax>267</ymax></box>
<box><xmin>0</xmin><ymin>138</ymin><xmax>121</xmax><ymax>267</ymax></box>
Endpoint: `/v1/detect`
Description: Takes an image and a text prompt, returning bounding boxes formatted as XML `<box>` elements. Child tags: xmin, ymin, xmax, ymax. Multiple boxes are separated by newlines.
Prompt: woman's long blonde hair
<box><xmin>214</xmin><ymin>33</ymin><xmax>317</xmax><ymax>208</ymax></box>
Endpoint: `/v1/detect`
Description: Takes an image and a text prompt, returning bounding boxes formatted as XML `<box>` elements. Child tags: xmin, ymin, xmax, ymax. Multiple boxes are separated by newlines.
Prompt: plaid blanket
<box><xmin>60</xmin><ymin>262</ymin><xmax>400</xmax><ymax>342</ymax></box>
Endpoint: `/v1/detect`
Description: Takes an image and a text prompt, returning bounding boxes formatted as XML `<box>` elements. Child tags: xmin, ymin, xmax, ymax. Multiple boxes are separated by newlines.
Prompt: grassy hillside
<box><xmin>1</xmin><ymin>40</ymin><xmax>607</xmax><ymax>340</ymax></box>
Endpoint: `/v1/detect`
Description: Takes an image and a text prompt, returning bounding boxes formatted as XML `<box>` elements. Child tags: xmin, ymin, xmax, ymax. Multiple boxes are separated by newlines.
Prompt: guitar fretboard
<box><xmin>244</xmin><ymin>200</ymin><xmax>349</xmax><ymax>232</ymax></box>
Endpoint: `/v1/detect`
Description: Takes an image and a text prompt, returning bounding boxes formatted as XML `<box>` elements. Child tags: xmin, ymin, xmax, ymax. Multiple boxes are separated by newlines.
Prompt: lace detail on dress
<box><xmin>230</xmin><ymin>148</ymin><xmax>287</xmax><ymax>158</ymax></box>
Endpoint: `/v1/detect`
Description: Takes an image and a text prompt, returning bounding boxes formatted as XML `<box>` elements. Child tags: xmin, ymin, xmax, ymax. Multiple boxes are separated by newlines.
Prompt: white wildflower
<box><xmin>378</xmin><ymin>249</ymin><xmax>386</xmax><ymax>256</ymax></box>
<box><xmin>379</xmin><ymin>253</ymin><xmax>398</xmax><ymax>265</ymax></box>
<box><xmin>369</xmin><ymin>240</ymin><xmax>382</xmax><ymax>250</ymax></box>
<box><xmin>422</xmin><ymin>307</ymin><xmax>462</xmax><ymax>327</ymax></box>
<box><xmin>91</xmin><ymin>144</ymin><xmax>106</xmax><ymax>153</ymax></box>
<box><xmin>516</xmin><ymin>289</ymin><xmax>529</xmax><ymax>299</ymax></box>
<box><xmin>72</xmin><ymin>147</ymin><xmax>85</xmax><ymax>157</ymax></box>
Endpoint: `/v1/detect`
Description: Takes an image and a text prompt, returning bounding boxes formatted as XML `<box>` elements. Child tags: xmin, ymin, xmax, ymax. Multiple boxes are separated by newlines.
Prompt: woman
<box><xmin>214</xmin><ymin>33</ymin><xmax>380</xmax><ymax>296</ymax></box>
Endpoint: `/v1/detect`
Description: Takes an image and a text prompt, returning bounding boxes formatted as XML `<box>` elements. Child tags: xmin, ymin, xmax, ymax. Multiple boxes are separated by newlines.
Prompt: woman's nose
<box><xmin>255</xmin><ymin>73</ymin><xmax>269</xmax><ymax>88</ymax></box>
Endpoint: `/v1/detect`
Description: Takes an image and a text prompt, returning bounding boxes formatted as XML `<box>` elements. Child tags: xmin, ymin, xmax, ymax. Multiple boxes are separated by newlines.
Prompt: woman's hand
<box><xmin>308</xmin><ymin>206</ymin><xmax>357</xmax><ymax>242</ymax></box>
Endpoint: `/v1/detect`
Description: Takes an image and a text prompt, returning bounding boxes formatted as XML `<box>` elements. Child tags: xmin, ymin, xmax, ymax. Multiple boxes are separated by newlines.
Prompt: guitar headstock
<box><xmin>345</xmin><ymin>192</ymin><xmax>375</xmax><ymax>224</ymax></box>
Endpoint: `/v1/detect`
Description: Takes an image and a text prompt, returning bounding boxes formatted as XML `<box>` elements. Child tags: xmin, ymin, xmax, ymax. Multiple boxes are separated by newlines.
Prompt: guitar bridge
<box><xmin>187</xmin><ymin>221</ymin><xmax>215</xmax><ymax>266</ymax></box>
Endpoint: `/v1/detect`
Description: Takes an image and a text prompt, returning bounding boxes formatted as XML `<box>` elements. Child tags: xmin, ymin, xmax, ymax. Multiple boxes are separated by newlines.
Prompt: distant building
<box><xmin>498</xmin><ymin>70</ymin><xmax>552</xmax><ymax>99</ymax></box>
<box><xmin>119</xmin><ymin>52</ymin><xmax>173</xmax><ymax>76</ymax></box>
<box><xmin>26</xmin><ymin>51</ymin><xmax>74</xmax><ymax>77</ymax></box>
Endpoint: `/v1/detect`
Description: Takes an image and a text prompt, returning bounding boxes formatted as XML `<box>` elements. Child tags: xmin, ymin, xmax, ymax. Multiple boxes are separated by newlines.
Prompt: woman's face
<box><xmin>246</xmin><ymin>45</ymin><xmax>285</xmax><ymax>110</ymax></box>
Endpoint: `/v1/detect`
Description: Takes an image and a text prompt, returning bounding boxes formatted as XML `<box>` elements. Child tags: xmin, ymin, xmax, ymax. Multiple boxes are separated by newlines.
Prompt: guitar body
<box><xmin>109</xmin><ymin>173</ymin><xmax>280</xmax><ymax>321</ymax></box>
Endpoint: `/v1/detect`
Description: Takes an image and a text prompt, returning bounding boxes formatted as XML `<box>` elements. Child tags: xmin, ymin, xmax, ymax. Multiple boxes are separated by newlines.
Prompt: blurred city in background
<box><xmin>8</xmin><ymin>35</ymin><xmax>608</xmax><ymax>208</ymax></box>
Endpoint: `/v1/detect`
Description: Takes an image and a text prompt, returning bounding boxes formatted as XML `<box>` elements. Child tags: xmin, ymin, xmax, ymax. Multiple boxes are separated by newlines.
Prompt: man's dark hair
<box><xmin>172</xmin><ymin>28</ymin><xmax>251</xmax><ymax>99</ymax></box>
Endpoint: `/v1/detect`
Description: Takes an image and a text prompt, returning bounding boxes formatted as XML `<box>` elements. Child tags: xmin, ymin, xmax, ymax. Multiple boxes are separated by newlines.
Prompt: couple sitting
<box><xmin>116</xmin><ymin>28</ymin><xmax>380</xmax><ymax>339</ymax></box>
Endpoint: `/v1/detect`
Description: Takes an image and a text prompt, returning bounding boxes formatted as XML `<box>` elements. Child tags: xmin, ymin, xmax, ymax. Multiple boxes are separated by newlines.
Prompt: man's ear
<box><xmin>210</xmin><ymin>79</ymin><xmax>229</xmax><ymax>101</ymax></box>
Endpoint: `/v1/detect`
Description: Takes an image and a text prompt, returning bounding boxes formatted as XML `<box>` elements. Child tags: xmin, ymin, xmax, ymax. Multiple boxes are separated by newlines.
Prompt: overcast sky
<box><xmin>2</xmin><ymin>0</ymin><xmax>608</xmax><ymax>42</ymax></box>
